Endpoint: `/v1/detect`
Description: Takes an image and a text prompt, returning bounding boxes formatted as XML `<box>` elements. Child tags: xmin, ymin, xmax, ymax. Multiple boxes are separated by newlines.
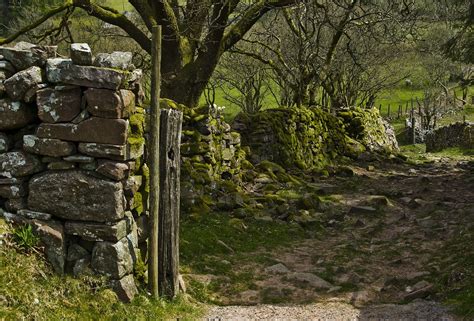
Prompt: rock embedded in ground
<box><xmin>37</xmin><ymin>86</ymin><xmax>82</xmax><ymax>123</ymax></box>
<box><xmin>31</xmin><ymin>219</ymin><xmax>66</xmax><ymax>274</ymax></box>
<box><xmin>265</xmin><ymin>263</ymin><xmax>290</xmax><ymax>274</ymax></box>
<box><xmin>0</xmin><ymin>99</ymin><xmax>36</xmax><ymax>130</ymax></box>
<box><xmin>28</xmin><ymin>170</ymin><xmax>125</xmax><ymax>222</ymax></box>
<box><xmin>349</xmin><ymin>205</ymin><xmax>377</xmax><ymax>215</ymax></box>
<box><xmin>70</xmin><ymin>43</ymin><xmax>93</xmax><ymax>66</ymax></box>
<box><xmin>23</xmin><ymin>135</ymin><xmax>76</xmax><ymax>157</ymax></box>
<box><xmin>286</xmin><ymin>272</ymin><xmax>332</xmax><ymax>289</ymax></box>
<box><xmin>111</xmin><ymin>274</ymin><xmax>138</xmax><ymax>303</ymax></box>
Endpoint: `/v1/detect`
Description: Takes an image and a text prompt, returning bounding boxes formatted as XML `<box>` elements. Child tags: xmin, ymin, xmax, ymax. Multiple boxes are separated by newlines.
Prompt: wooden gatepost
<box><xmin>148</xmin><ymin>25</ymin><xmax>183</xmax><ymax>299</ymax></box>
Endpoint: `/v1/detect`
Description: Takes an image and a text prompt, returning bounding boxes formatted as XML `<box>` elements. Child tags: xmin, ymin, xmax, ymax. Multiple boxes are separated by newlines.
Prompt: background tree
<box><xmin>0</xmin><ymin>0</ymin><xmax>298</xmax><ymax>108</ymax></box>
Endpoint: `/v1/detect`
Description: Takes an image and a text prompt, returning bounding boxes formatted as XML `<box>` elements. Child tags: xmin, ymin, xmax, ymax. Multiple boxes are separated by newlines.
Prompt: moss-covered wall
<box><xmin>338</xmin><ymin>108</ymin><xmax>399</xmax><ymax>154</ymax></box>
<box><xmin>232</xmin><ymin>107</ymin><xmax>398</xmax><ymax>170</ymax></box>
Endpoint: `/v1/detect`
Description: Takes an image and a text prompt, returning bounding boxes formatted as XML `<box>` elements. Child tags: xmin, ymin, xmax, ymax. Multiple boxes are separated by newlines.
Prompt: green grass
<box><xmin>0</xmin><ymin>218</ymin><xmax>203</xmax><ymax>320</ymax></box>
<box><xmin>180</xmin><ymin>213</ymin><xmax>307</xmax><ymax>301</ymax></box>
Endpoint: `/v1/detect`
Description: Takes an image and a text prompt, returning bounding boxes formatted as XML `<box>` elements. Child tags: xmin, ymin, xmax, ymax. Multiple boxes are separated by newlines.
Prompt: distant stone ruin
<box><xmin>0</xmin><ymin>42</ymin><xmax>146</xmax><ymax>302</ymax></box>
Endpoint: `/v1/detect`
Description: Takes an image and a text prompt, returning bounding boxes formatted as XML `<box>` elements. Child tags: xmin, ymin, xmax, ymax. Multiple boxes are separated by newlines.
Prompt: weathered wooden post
<box><xmin>405</xmin><ymin>102</ymin><xmax>409</xmax><ymax>115</ymax></box>
<box><xmin>158</xmin><ymin>109</ymin><xmax>182</xmax><ymax>298</ymax></box>
<box><xmin>148</xmin><ymin>25</ymin><xmax>162</xmax><ymax>299</ymax></box>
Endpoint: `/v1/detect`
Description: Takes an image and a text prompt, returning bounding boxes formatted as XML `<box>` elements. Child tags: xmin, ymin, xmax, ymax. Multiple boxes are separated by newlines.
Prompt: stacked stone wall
<box><xmin>0</xmin><ymin>42</ymin><xmax>147</xmax><ymax>302</ymax></box>
<box><xmin>425</xmin><ymin>121</ymin><xmax>474</xmax><ymax>152</ymax></box>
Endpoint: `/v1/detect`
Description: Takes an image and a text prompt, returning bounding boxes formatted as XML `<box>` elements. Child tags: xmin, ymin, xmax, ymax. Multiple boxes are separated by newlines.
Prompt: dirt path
<box><xmin>202</xmin><ymin>156</ymin><xmax>473</xmax><ymax>319</ymax></box>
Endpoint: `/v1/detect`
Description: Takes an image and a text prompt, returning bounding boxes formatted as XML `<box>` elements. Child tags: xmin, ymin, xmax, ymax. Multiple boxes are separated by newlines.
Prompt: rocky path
<box><xmin>202</xmin><ymin>156</ymin><xmax>473</xmax><ymax>320</ymax></box>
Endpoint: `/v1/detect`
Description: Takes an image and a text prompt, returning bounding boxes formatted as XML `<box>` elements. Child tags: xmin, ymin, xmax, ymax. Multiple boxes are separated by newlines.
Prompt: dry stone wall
<box><xmin>0</xmin><ymin>42</ymin><xmax>147</xmax><ymax>302</ymax></box>
<box><xmin>425</xmin><ymin>121</ymin><xmax>474</xmax><ymax>152</ymax></box>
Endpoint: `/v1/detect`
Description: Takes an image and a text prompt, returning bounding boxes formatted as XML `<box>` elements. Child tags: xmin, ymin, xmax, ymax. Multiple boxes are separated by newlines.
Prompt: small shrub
<box><xmin>13</xmin><ymin>224</ymin><xmax>39</xmax><ymax>252</ymax></box>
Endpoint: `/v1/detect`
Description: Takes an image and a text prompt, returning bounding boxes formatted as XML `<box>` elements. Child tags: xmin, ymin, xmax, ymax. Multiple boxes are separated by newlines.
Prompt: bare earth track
<box><xmin>204</xmin><ymin>156</ymin><xmax>473</xmax><ymax>320</ymax></box>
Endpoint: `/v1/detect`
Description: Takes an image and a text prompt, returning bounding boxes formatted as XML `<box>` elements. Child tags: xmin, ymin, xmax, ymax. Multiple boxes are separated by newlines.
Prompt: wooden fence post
<box><xmin>148</xmin><ymin>25</ymin><xmax>162</xmax><ymax>299</ymax></box>
<box><xmin>158</xmin><ymin>109</ymin><xmax>183</xmax><ymax>299</ymax></box>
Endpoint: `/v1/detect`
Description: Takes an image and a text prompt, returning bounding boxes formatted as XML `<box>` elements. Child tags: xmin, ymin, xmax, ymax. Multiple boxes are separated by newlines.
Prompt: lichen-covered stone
<box><xmin>65</xmin><ymin>219</ymin><xmax>129</xmax><ymax>242</ymax></box>
<box><xmin>85</xmin><ymin>88</ymin><xmax>135</xmax><ymax>119</ymax></box>
<box><xmin>94</xmin><ymin>51</ymin><xmax>133</xmax><ymax>70</ymax></box>
<box><xmin>0</xmin><ymin>132</ymin><xmax>10</xmax><ymax>153</ymax></box>
<box><xmin>28</xmin><ymin>170</ymin><xmax>125</xmax><ymax>222</ymax></box>
<box><xmin>70</xmin><ymin>43</ymin><xmax>93</xmax><ymax>66</ymax></box>
<box><xmin>0</xmin><ymin>184</ymin><xmax>25</xmax><ymax>198</ymax></box>
<box><xmin>46</xmin><ymin>58</ymin><xmax>127</xmax><ymax>90</ymax></box>
<box><xmin>37</xmin><ymin>117</ymin><xmax>129</xmax><ymax>145</ymax></box>
<box><xmin>0</xmin><ymin>99</ymin><xmax>35</xmax><ymax>130</ymax></box>
<box><xmin>37</xmin><ymin>86</ymin><xmax>82</xmax><ymax>123</ymax></box>
<box><xmin>0</xmin><ymin>151</ymin><xmax>42</xmax><ymax>177</ymax></box>
<box><xmin>23</xmin><ymin>135</ymin><xmax>76</xmax><ymax>157</ymax></box>
<box><xmin>4</xmin><ymin>66</ymin><xmax>43</xmax><ymax>101</ymax></box>
<box><xmin>91</xmin><ymin>236</ymin><xmax>135</xmax><ymax>278</ymax></box>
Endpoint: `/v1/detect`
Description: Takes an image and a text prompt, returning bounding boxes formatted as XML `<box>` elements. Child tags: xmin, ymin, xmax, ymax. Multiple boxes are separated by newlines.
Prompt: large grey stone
<box><xmin>111</xmin><ymin>274</ymin><xmax>138</xmax><ymax>302</ymax></box>
<box><xmin>70</xmin><ymin>43</ymin><xmax>92</xmax><ymax>66</ymax></box>
<box><xmin>94</xmin><ymin>51</ymin><xmax>133</xmax><ymax>70</ymax></box>
<box><xmin>65</xmin><ymin>219</ymin><xmax>129</xmax><ymax>242</ymax></box>
<box><xmin>91</xmin><ymin>236</ymin><xmax>134</xmax><ymax>278</ymax></box>
<box><xmin>37</xmin><ymin>86</ymin><xmax>82</xmax><ymax>123</ymax></box>
<box><xmin>85</xmin><ymin>88</ymin><xmax>135</xmax><ymax>119</ymax></box>
<box><xmin>28</xmin><ymin>170</ymin><xmax>125</xmax><ymax>222</ymax></box>
<box><xmin>286</xmin><ymin>272</ymin><xmax>333</xmax><ymax>289</ymax></box>
<box><xmin>0</xmin><ymin>99</ymin><xmax>35</xmax><ymax>130</ymax></box>
<box><xmin>0</xmin><ymin>151</ymin><xmax>42</xmax><ymax>177</ymax></box>
<box><xmin>23</xmin><ymin>135</ymin><xmax>76</xmax><ymax>157</ymax></box>
<box><xmin>0</xmin><ymin>43</ymin><xmax>57</xmax><ymax>70</ymax></box>
<box><xmin>46</xmin><ymin>58</ymin><xmax>127</xmax><ymax>90</ymax></box>
<box><xmin>31</xmin><ymin>219</ymin><xmax>66</xmax><ymax>274</ymax></box>
<box><xmin>3</xmin><ymin>66</ymin><xmax>43</xmax><ymax>101</ymax></box>
<box><xmin>36</xmin><ymin>117</ymin><xmax>129</xmax><ymax>145</ymax></box>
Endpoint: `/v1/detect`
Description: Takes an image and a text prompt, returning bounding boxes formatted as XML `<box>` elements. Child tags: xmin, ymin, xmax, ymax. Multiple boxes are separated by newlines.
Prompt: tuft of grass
<box><xmin>0</xmin><ymin>218</ymin><xmax>203</xmax><ymax>320</ymax></box>
<box><xmin>12</xmin><ymin>224</ymin><xmax>39</xmax><ymax>252</ymax></box>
